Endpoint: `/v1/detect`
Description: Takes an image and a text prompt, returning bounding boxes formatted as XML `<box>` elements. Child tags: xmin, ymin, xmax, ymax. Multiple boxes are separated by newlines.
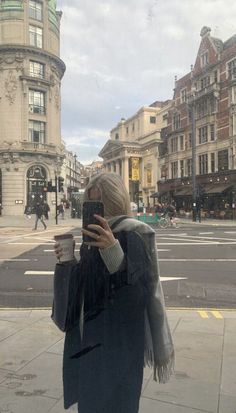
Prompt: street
<box><xmin>0</xmin><ymin>222</ymin><xmax>236</xmax><ymax>310</ymax></box>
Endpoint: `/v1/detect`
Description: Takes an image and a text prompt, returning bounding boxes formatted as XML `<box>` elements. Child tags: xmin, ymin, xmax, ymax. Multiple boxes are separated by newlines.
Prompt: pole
<box><xmin>55</xmin><ymin>175</ymin><xmax>58</xmax><ymax>225</ymax></box>
<box><xmin>191</xmin><ymin>103</ymin><xmax>197</xmax><ymax>222</ymax></box>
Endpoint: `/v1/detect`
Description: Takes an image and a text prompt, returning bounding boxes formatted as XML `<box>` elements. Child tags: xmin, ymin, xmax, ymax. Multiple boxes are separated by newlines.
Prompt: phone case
<box><xmin>82</xmin><ymin>201</ymin><xmax>104</xmax><ymax>242</ymax></box>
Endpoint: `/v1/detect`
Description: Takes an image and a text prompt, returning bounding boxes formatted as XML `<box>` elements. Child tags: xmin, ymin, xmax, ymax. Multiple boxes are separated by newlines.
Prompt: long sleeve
<box><xmin>51</xmin><ymin>260</ymin><xmax>84</xmax><ymax>332</ymax></box>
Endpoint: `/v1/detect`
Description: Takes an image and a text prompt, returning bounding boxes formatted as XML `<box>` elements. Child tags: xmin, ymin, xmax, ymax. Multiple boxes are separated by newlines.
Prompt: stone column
<box><xmin>122</xmin><ymin>157</ymin><xmax>129</xmax><ymax>192</ymax></box>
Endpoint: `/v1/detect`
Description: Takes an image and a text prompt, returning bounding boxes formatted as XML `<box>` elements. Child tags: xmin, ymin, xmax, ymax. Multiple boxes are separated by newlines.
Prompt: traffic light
<box><xmin>47</xmin><ymin>180</ymin><xmax>53</xmax><ymax>192</ymax></box>
<box><xmin>58</xmin><ymin>176</ymin><xmax>64</xmax><ymax>192</ymax></box>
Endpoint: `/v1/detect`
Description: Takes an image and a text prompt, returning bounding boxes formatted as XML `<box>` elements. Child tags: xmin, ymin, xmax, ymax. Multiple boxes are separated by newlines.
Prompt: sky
<box><xmin>56</xmin><ymin>0</ymin><xmax>236</xmax><ymax>165</ymax></box>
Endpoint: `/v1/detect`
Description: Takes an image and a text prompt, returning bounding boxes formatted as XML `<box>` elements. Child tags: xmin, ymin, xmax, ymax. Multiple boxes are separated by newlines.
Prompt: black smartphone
<box><xmin>82</xmin><ymin>201</ymin><xmax>104</xmax><ymax>242</ymax></box>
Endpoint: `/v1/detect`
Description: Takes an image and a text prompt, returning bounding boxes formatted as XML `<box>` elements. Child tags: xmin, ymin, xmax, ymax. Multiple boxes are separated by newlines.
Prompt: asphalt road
<box><xmin>0</xmin><ymin>224</ymin><xmax>236</xmax><ymax>309</ymax></box>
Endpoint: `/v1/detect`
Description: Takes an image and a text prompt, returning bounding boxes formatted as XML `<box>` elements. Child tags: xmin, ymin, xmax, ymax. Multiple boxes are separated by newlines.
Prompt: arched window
<box><xmin>26</xmin><ymin>165</ymin><xmax>47</xmax><ymax>208</ymax></box>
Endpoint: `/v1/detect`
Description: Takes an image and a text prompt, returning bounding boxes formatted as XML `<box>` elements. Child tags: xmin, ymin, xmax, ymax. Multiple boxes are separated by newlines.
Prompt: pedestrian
<box><xmin>33</xmin><ymin>202</ymin><xmax>47</xmax><ymax>230</ymax></box>
<box><xmin>24</xmin><ymin>205</ymin><xmax>32</xmax><ymax>219</ymax></box>
<box><xmin>57</xmin><ymin>202</ymin><xmax>65</xmax><ymax>219</ymax></box>
<box><xmin>52</xmin><ymin>172</ymin><xmax>174</xmax><ymax>413</ymax></box>
<box><xmin>43</xmin><ymin>200</ymin><xmax>50</xmax><ymax>220</ymax></box>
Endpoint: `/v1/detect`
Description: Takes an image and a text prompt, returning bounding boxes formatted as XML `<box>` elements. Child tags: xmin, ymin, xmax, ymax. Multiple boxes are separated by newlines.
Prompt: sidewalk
<box><xmin>1</xmin><ymin>214</ymin><xmax>236</xmax><ymax>230</ymax></box>
<box><xmin>0</xmin><ymin>309</ymin><xmax>235</xmax><ymax>412</ymax></box>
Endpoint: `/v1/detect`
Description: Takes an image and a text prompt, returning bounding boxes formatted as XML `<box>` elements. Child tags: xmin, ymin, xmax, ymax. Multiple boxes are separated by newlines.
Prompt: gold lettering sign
<box><xmin>131</xmin><ymin>158</ymin><xmax>139</xmax><ymax>181</ymax></box>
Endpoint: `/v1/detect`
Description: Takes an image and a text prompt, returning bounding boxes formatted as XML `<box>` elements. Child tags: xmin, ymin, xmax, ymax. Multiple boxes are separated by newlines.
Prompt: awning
<box><xmin>150</xmin><ymin>191</ymin><xmax>168</xmax><ymax>198</ymax></box>
<box><xmin>206</xmin><ymin>184</ymin><xmax>232</xmax><ymax>194</ymax></box>
<box><xmin>174</xmin><ymin>186</ymin><xmax>193</xmax><ymax>196</ymax></box>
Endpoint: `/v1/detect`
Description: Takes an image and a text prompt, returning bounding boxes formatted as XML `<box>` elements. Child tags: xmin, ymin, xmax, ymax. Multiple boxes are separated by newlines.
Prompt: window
<box><xmin>180</xmin><ymin>160</ymin><xmax>184</xmax><ymax>178</ymax></box>
<box><xmin>180</xmin><ymin>88</ymin><xmax>187</xmax><ymax>103</ymax></box>
<box><xmin>196</xmin><ymin>98</ymin><xmax>208</xmax><ymax>118</ymax></box>
<box><xmin>228</xmin><ymin>59</ymin><xmax>236</xmax><ymax>80</ymax></box>
<box><xmin>199</xmin><ymin>154</ymin><xmax>208</xmax><ymax>174</ymax></box>
<box><xmin>179</xmin><ymin>135</ymin><xmax>184</xmax><ymax>150</ymax></box>
<box><xmin>126</xmin><ymin>127</ymin><xmax>129</xmax><ymax>135</ymax></box>
<box><xmin>29</xmin><ymin>25</ymin><xmax>42</xmax><ymax>48</ymax></box>
<box><xmin>173</xmin><ymin>113</ymin><xmax>181</xmax><ymax>130</ymax></box>
<box><xmin>29</xmin><ymin>61</ymin><xmax>44</xmax><ymax>78</ymax></box>
<box><xmin>210</xmin><ymin>124</ymin><xmax>215</xmax><ymax>141</ymax></box>
<box><xmin>201</xmin><ymin>51</ymin><xmax>209</xmax><ymax>67</ymax></box>
<box><xmin>29</xmin><ymin>90</ymin><xmax>45</xmax><ymax>114</ymax></box>
<box><xmin>186</xmin><ymin>159</ymin><xmax>192</xmax><ymax>176</ymax></box>
<box><xmin>200</xmin><ymin>76</ymin><xmax>210</xmax><ymax>89</ymax></box>
<box><xmin>218</xmin><ymin>150</ymin><xmax>229</xmax><ymax>171</ymax></box>
<box><xmin>29</xmin><ymin>0</ymin><xmax>42</xmax><ymax>21</ymax></box>
<box><xmin>214</xmin><ymin>70</ymin><xmax>218</xmax><ymax>83</ymax></box>
<box><xmin>210</xmin><ymin>153</ymin><xmax>215</xmax><ymax>173</ymax></box>
<box><xmin>150</xmin><ymin>116</ymin><xmax>156</xmax><ymax>124</ymax></box>
<box><xmin>29</xmin><ymin>121</ymin><xmax>45</xmax><ymax>143</ymax></box>
<box><xmin>115</xmin><ymin>133</ymin><xmax>119</xmax><ymax>140</ymax></box>
<box><xmin>171</xmin><ymin>161</ymin><xmax>178</xmax><ymax>179</ymax></box>
<box><xmin>199</xmin><ymin>126</ymin><xmax>208</xmax><ymax>144</ymax></box>
<box><xmin>170</xmin><ymin>136</ymin><xmax>178</xmax><ymax>153</ymax></box>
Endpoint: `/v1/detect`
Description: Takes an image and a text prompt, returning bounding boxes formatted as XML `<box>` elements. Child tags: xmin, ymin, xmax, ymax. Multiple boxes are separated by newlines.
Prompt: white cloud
<box><xmin>56</xmin><ymin>0</ymin><xmax>236</xmax><ymax>162</ymax></box>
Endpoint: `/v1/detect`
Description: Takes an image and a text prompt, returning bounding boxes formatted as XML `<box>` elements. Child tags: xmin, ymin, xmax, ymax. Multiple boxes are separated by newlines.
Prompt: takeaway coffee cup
<box><xmin>54</xmin><ymin>233</ymin><xmax>74</xmax><ymax>262</ymax></box>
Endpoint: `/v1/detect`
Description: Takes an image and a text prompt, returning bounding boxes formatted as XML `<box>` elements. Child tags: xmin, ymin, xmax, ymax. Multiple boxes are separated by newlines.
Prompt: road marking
<box><xmin>8</xmin><ymin>242</ymin><xmax>54</xmax><ymax>245</ymax></box>
<box><xmin>159</xmin><ymin>258</ymin><xmax>236</xmax><ymax>262</ymax></box>
<box><xmin>172</xmin><ymin>234</ymin><xmax>236</xmax><ymax>242</ymax></box>
<box><xmin>157</xmin><ymin>249</ymin><xmax>171</xmax><ymax>252</ymax></box>
<box><xmin>159</xmin><ymin>237</ymin><xmax>213</xmax><ymax>243</ymax></box>
<box><xmin>198</xmin><ymin>310</ymin><xmax>223</xmax><ymax>319</ymax></box>
<box><xmin>199</xmin><ymin>232</ymin><xmax>214</xmax><ymax>235</ymax></box>
<box><xmin>0</xmin><ymin>258</ymin><xmax>31</xmax><ymax>262</ymax></box>
<box><xmin>157</xmin><ymin>242</ymin><xmax>236</xmax><ymax>245</ymax></box>
<box><xmin>160</xmin><ymin>277</ymin><xmax>187</xmax><ymax>281</ymax></box>
<box><xmin>224</xmin><ymin>231</ymin><xmax>236</xmax><ymax>234</ymax></box>
<box><xmin>44</xmin><ymin>249</ymin><xmax>81</xmax><ymax>252</ymax></box>
<box><xmin>25</xmin><ymin>271</ymin><xmax>54</xmax><ymax>275</ymax></box>
<box><xmin>211</xmin><ymin>310</ymin><xmax>223</xmax><ymax>319</ymax></box>
<box><xmin>24</xmin><ymin>271</ymin><xmax>187</xmax><ymax>282</ymax></box>
<box><xmin>198</xmin><ymin>310</ymin><xmax>208</xmax><ymax>318</ymax></box>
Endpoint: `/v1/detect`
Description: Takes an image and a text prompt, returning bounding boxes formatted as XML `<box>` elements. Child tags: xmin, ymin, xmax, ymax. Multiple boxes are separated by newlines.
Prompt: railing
<box><xmin>20</xmin><ymin>141</ymin><xmax>56</xmax><ymax>153</ymax></box>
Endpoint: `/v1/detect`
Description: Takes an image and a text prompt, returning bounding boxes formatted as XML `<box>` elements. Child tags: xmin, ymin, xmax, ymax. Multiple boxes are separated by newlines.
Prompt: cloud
<box><xmin>56</xmin><ymin>0</ymin><xmax>236</xmax><ymax>163</ymax></box>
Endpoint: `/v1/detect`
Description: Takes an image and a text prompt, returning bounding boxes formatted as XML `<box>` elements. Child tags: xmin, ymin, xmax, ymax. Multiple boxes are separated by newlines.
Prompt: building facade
<box><xmin>158</xmin><ymin>27</ymin><xmax>236</xmax><ymax>219</ymax></box>
<box><xmin>61</xmin><ymin>149</ymin><xmax>85</xmax><ymax>200</ymax></box>
<box><xmin>0</xmin><ymin>0</ymin><xmax>66</xmax><ymax>215</ymax></box>
<box><xmin>99</xmin><ymin>101</ymin><xmax>171</xmax><ymax>208</ymax></box>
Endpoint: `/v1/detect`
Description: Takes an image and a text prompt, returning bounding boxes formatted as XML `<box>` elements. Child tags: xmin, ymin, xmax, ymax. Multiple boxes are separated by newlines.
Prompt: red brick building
<box><xmin>158</xmin><ymin>26</ymin><xmax>236</xmax><ymax>219</ymax></box>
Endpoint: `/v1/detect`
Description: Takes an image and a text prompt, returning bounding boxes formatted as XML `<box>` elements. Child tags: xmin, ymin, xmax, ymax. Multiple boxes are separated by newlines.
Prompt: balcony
<box><xmin>20</xmin><ymin>141</ymin><xmax>57</xmax><ymax>154</ymax></box>
<box><xmin>188</xmin><ymin>83</ymin><xmax>220</xmax><ymax>103</ymax></box>
<box><xmin>20</xmin><ymin>72</ymin><xmax>53</xmax><ymax>87</ymax></box>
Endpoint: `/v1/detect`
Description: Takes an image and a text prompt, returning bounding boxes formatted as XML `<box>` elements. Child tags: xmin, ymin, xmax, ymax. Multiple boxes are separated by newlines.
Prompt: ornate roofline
<box><xmin>0</xmin><ymin>44</ymin><xmax>66</xmax><ymax>78</ymax></box>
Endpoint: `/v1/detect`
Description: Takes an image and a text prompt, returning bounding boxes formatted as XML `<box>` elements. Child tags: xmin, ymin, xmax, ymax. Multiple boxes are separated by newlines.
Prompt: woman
<box><xmin>52</xmin><ymin>172</ymin><xmax>174</xmax><ymax>413</ymax></box>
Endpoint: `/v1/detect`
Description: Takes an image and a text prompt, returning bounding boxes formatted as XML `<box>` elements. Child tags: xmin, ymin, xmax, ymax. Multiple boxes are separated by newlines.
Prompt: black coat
<box><xmin>53</xmin><ymin>230</ymin><xmax>150</xmax><ymax>413</ymax></box>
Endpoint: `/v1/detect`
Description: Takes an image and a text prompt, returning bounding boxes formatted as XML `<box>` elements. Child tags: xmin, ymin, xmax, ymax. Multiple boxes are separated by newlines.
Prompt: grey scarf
<box><xmin>109</xmin><ymin>215</ymin><xmax>175</xmax><ymax>383</ymax></box>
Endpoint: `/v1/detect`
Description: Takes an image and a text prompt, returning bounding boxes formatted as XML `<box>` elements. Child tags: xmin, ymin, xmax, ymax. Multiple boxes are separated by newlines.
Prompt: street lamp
<box><xmin>188</xmin><ymin>87</ymin><xmax>197</xmax><ymax>222</ymax></box>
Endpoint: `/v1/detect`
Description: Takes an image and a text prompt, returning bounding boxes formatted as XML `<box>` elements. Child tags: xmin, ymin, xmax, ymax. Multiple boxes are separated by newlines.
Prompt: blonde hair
<box><xmin>83</xmin><ymin>172</ymin><xmax>132</xmax><ymax>217</ymax></box>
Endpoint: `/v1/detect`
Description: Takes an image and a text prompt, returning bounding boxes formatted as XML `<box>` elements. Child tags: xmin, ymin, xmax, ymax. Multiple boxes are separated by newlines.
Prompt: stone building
<box><xmin>158</xmin><ymin>27</ymin><xmax>236</xmax><ymax>219</ymax></box>
<box><xmin>99</xmin><ymin>101</ymin><xmax>171</xmax><ymax>208</ymax></box>
<box><xmin>0</xmin><ymin>0</ymin><xmax>66</xmax><ymax>215</ymax></box>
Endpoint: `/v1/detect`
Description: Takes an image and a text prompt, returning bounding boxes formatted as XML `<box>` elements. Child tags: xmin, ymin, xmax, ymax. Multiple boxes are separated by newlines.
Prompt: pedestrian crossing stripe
<box><xmin>198</xmin><ymin>310</ymin><xmax>223</xmax><ymax>319</ymax></box>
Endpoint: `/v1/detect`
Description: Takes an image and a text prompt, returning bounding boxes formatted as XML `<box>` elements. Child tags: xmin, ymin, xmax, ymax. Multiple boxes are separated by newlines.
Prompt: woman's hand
<box><xmin>54</xmin><ymin>242</ymin><xmax>63</xmax><ymax>260</ymax></box>
<box><xmin>82</xmin><ymin>215</ymin><xmax>116</xmax><ymax>250</ymax></box>
<box><xmin>54</xmin><ymin>240</ymin><xmax>76</xmax><ymax>260</ymax></box>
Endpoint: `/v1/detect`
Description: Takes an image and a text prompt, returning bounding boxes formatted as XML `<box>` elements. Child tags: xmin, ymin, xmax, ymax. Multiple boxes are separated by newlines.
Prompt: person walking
<box><xmin>52</xmin><ymin>172</ymin><xmax>174</xmax><ymax>413</ymax></box>
<box><xmin>33</xmin><ymin>202</ymin><xmax>47</xmax><ymax>230</ymax></box>
<box><xmin>43</xmin><ymin>200</ymin><xmax>50</xmax><ymax>220</ymax></box>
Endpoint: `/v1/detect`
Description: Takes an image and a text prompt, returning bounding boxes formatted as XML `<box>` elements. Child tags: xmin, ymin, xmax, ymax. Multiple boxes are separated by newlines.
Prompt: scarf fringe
<box><xmin>144</xmin><ymin>349</ymin><xmax>175</xmax><ymax>383</ymax></box>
